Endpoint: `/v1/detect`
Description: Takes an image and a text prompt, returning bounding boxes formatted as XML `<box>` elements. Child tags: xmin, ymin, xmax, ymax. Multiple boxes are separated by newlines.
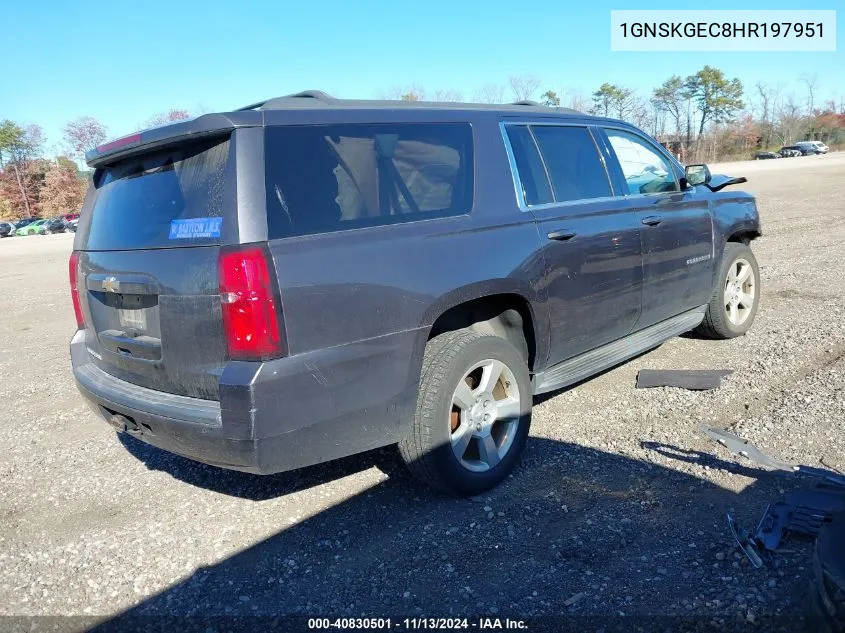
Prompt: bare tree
<box><xmin>627</xmin><ymin>97</ymin><xmax>655</xmax><ymax>134</ymax></box>
<box><xmin>380</xmin><ymin>84</ymin><xmax>426</xmax><ymax>102</ymax></box>
<box><xmin>755</xmin><ymin>82</ymin><xmax>774</xmax><ymax>147</ymax></box>
<box><xmin>509</xmin><ymin>75</ymin><xmax>541</xmax><ymax>102</ymax></box>
<box><xmin>471</xmin><ymin>84</ymin><xmax>506</xmax><ymax>104</ymax></box>
<box><xmin>433</xmin><ymin>89</ymin><xmax>463</xmax><ymax>102</ymax></box>
<box><xmin>775</xmin><ymin>96</ymin><xmax>805</xmax><ymax>145</ymax></box>
<box><xmin>142</xmin><ymin>109</ymin><xmax>192</xmax><ymax>130</ymax></box>
<box><xmin>63</xmin><ymin>116</ymin><xmax>108</xmax><ymax>162</ymax></box>
<box><xmin>799</xmin><ymin>73</ymin><xmax>819</xmax><ymax>115</ymax></box>
<box><xmin>562</xmin><ymin>90</ymin><xmax>589</xmax><ymax>112</ymax></box>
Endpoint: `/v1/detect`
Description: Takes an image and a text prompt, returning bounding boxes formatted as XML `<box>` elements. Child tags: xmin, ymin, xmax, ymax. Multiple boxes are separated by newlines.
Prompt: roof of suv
<box><xmin>239</xmin><ymin>90</ymin><xmax>586</xmax><ymax>116</ymax></box>
<box><xmin>86</xmin><ymin>90</ymin><xmax>604</xmax><ymax>167</ymax></box>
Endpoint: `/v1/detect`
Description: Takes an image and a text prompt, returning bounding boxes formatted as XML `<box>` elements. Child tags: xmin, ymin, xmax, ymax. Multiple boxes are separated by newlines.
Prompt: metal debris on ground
<box><xmin>702</xmin><ymin>425</ymin><xmax>845</xmax><ymax>630</ymax></box>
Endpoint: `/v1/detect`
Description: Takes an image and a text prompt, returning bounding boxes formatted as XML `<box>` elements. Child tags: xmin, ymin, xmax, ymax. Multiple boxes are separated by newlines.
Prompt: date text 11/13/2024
<box><xmin>307</xmin><ymin>617</ymin><xmax>528</xmax><ymax>630</ymax></box>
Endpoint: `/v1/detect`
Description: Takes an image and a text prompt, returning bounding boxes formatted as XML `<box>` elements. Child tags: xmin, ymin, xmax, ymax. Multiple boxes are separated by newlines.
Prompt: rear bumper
<box><xmin>73</xmin><ymin>339</ymin><xmax>258</xmax><ymax>471</ymax></box>
<box><xmin>71</xmin><ymin>327</ymin><xmax>423</xmax><ymax>474</ymax></box>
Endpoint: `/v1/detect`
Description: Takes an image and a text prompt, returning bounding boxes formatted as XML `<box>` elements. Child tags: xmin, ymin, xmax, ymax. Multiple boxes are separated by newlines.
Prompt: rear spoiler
<box><xmin>85</xmin><ymin>111</ymin><xmax>263</xmax><ymax>168</ymax></box>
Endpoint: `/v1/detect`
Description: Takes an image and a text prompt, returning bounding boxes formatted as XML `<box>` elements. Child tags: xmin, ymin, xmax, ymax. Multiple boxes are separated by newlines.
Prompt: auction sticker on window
<box><xmin>611</xmin><ymin>10</ymin><xmax>836</xmax><ymax>51</ymax></box>
<box><xmin>169</xmin><ymin>217</ymin><xmax>222</xmax><ymax>239</ymax></box>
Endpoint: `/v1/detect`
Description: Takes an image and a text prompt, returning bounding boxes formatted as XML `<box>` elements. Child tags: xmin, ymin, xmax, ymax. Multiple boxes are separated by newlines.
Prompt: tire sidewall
<box><xmin>716</xmin><ymin>243</ymin><xmax>760</xmax><ymax>337</ymax></box>
<box><xmin>426</xmin><ymin>336</ymin><xmax>532</xmax><ymax>496</ymax></box>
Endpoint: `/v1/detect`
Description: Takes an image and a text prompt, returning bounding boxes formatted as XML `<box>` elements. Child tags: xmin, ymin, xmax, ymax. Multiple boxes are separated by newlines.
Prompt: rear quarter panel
<box><xmin>264</xmin><ymin>114</ymin><xmax>548</xmax><ymax>443</ymax></box>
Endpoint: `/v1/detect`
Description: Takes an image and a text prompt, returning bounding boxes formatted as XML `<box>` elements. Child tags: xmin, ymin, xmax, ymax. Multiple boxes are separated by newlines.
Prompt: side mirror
<box><xmin>683</xmin><ymin>164</ymin><xmax>711</xmax><ymax>188</ymax></box>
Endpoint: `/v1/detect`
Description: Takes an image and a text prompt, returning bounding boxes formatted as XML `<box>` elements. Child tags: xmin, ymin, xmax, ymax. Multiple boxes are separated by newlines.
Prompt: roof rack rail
<box><xmin>510</xmin><ymin>99</ymin><xmax>584</xmax><ymax>114</ymax></box>
<box><xmin>237</xmin><ymin>90</ymin><xmax>336</xmax><ymax>111</ymax></box>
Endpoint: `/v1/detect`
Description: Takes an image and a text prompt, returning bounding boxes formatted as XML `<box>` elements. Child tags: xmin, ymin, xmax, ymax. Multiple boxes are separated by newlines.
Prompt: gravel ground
<box><xmin>1</xmin><ymin>153</ymin><xmax>844</xmax><ymax>632</ymax></box>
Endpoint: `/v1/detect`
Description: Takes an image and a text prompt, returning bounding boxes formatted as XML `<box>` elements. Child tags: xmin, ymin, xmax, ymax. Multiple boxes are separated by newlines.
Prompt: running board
<box><xmin>532</xmin><ymin>306</ymin><xmax>707</xmax><ymax>395</ymax></box>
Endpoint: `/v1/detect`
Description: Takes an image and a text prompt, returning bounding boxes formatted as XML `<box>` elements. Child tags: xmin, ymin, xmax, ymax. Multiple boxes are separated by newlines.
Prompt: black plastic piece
<box><xmin>636</xmin><ymin>369</ymin><xmax>732</xmax><ymax>390</ymax></box>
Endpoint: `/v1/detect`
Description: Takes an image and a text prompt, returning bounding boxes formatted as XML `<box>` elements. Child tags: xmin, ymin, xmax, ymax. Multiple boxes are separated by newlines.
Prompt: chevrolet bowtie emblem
<box><xmin>102</xmin><ymin>277</ymin><xmax>120</xmax><ymax>293</ymax></box>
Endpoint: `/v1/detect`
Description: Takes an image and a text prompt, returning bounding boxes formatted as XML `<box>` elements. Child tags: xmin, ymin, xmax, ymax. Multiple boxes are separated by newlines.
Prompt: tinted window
<box><xmin>265</xmin><ymin>123</ymin><xmax>473</xmax><ymax>238</ymax></box>
<box><xmin>84</xmin><ymin>137</ymin><xmax>231</xmax><ymax>250</ymax></box>
<box><xmin>605</xmin><ymin>129</ymin><xmax>679</xmax><ymax>195</ymax></box>
<box><xmin>530</xmin><ymin>126</ymin><xmax>612</xmax><ymax>202</ymax></box>
<box><xmin>505</xmin><ymin>126</ymin><xmax>553</xmax><ymax>206</ymax></box>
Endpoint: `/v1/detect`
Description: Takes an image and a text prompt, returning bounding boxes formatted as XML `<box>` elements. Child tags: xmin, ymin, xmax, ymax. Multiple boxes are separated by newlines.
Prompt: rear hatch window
<box><xmin>83</xmin><ymin>137</ymin><xmax>231</xmax><ymax>250</ymax></box>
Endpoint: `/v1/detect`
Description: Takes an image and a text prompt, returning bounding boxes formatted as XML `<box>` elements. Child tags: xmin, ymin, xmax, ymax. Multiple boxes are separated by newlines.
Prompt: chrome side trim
<box><xmin>499</xmin><ymin>121</ymin><xmax>528</xmax><ymax>211</ymax></box>
<box><xmin>532</xmin><ymin>306</ymin><xmax>706</xmax><ymax>395</ymax></box>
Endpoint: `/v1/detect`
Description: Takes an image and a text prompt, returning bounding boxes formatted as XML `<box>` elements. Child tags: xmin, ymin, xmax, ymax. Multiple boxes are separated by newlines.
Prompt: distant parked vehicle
<box><xmin>67</xmin><ymin>217</ymin><xmax>80</xmax><ymax>232</ymax></box>
<box><xmin>63</xmin><ymin>212</ymin><xmax>80</xmax><ymax>222</ymax></box>
<box><xmin>795</xmin><ymin>141</ymin><xmax>829</xmax><ymax>155</ymax></box>
<box><xmin>12</xmin><ymin>218</ymin><xmax>36</xmax><ymax>234</ymax></box>
<box><xmin>0</xmin><ymin>222</ymin><xmax>13</xmax><ymax>238</ymax></box>
<box><xmin>754</xmin><ymin>151</ymin><xmax>780</xmax><ymax>160</ymax></box>
<box><xmin>16</xmin><ymin>219</ymin><xmax>49</xmax><ymax>236</ymax></box>
<box><xmin>778</xmin><ymin>146</ymin><xmax>802</xmax><ymax>158</ymax></box>
<box><xmin>41</xmin><ymin>217</ymin><xmax>68</xmax><ymax>234</ymax></box>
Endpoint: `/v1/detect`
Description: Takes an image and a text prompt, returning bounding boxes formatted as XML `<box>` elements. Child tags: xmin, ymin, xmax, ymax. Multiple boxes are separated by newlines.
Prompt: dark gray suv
<box><xmin>70</xmin><ymin>91</ymin><xmax>762</xmax><ymax>495</ymax></box>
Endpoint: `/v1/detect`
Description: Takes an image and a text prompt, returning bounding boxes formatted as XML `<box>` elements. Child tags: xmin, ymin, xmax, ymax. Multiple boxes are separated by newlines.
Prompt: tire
<box><xmin>398</xmin><ymin>329</ymin><xmax>532</xmax><ymax>496</ymax></box>
<box><xmin>695</xmin><ymin>242</ymin><xmax>760</xmax><ymax>339</ymax></box>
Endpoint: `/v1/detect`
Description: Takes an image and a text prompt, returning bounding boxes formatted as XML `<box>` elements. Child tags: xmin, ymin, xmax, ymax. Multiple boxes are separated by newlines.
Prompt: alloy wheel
<box><xmin>724</xmin><ymin>257</ymin><xmax>756</xmax><ymax>326</ymax></box>
<box><xmin>448</xmin><ymin>358</ymin><xmax>522</xmax><ymax>472</ymax></box>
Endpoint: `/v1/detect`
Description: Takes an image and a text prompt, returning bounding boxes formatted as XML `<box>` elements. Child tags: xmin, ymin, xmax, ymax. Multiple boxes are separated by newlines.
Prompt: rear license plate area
<box><xmin>118</xmin><ymin>307</ymin><xmax>147</xmax><ymax>330</ymax></box>
<box><xmin>90</xmin><ymin>290</ymin><xmax>159</xmax><ymax>341</ymax></box>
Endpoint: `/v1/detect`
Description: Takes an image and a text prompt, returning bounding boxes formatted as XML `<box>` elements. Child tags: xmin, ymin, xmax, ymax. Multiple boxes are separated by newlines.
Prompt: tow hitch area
<box><xmin>106</xmin><ymin>412</ymin><xmax>141</xmax><ymax>434</ymax></box>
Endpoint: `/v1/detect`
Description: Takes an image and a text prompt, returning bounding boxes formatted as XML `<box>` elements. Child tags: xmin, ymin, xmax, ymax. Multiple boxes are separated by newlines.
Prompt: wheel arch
<box><xmin>726</xmin><ymin>228</ymin><xmax>761</xmax><ymax>245</ymax></box>
<box><xmin>421</xmin><ymin>283</ymin><xmax>546</xmax><ymax>374</ymax></box>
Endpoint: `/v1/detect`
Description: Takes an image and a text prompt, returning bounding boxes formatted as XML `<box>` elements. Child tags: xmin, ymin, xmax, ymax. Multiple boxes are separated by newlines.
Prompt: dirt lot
<box><xmin>1</xmin><ymin>153</ymin><xmax>844</xmax><ymax>631</ymax></box>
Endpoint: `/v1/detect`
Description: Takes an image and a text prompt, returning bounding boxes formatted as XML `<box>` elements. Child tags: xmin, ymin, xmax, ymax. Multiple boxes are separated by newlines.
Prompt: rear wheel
<box><xmin>398</xmin><ymin>329</ymin><xmax>532</xmax><ymax>495</ymax></box>
<box><xmin>695</xmin><ymin>242</ymin><xmax>760</xmax><ymax>339</ymax></box>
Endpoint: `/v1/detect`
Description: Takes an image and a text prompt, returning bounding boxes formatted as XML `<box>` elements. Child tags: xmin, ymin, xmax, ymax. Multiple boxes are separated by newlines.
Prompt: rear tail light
<box><xmin>218</xmin><ymin>246</ymin><xmax>287</xmax><ymax>361</ymax></box>
<box><xmin>69</xmin><ymin>251</ymin><xmax>85</xmax><ymax>329</ymax></box>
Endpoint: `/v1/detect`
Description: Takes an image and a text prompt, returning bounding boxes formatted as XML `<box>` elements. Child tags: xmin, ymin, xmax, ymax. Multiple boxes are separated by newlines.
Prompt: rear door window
<box><xmin>83</xmin><ymin>137</ymin><xmax>231</xmax><ymax>250</ymax></box>
<box><xmin>530</xmin><ymin>126</ymin><xmax>613</xmax><ymax>203</ymax></box>
<box><xmin>504</xmin><ymin>125</ymin><xmax>553</xmax><ymax>206</ymax></box>
<box><xmin>264</xmin><ymin>123</ymin><xmax>473</xmax><ymax>238</ymax></box>
<box><xmin>503</xmin><ymin>124</ymin><xmax>612</xmax><ymax>207</ymax></box>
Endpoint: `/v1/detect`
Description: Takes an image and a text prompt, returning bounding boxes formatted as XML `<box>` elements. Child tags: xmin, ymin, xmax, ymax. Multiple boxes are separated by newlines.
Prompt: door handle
<box><xmin>547</xmin><ymin>229</ymin><xmax>577</xmax><ymax>241</ymax></box>
<box><xmin>641</xmin><ymin>215</ymin><xmax>663</xmax><ymax>226</ymax></box>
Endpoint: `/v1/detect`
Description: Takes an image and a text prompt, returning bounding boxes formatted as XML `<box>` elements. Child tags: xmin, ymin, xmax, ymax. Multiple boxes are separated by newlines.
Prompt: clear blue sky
<box><xmin>2</xmin><ymin>0</ymin><xmax>841</xmax><ymax>152</ymax></box>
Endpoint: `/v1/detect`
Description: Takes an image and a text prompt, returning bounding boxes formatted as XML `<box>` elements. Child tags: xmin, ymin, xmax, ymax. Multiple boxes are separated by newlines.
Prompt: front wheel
<box><xmin>695</xmin><ymin>242</ymin><xmax>760</xmax><ymax>339</ymax></box>
<box><xmin>398</xmin><ymin>330</ymin><xmax>532</xmax><ymax>495</ymax></box>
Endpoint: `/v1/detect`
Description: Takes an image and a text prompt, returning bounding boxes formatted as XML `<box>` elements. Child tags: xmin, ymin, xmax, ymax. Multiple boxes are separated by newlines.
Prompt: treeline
<box><xmin>3</xmin><ymin>69</ymin><xmax>843</xmax><ymax>219</ymax></box>
<box><xmin>0</xmin><ymin>109</ymin><xmax>191</xmax><ymax>221</ymax></box>
<box><xmin>385</xmin><ymin>66</ymin><xmax>845</xmax><ymax>163</ymax></box>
